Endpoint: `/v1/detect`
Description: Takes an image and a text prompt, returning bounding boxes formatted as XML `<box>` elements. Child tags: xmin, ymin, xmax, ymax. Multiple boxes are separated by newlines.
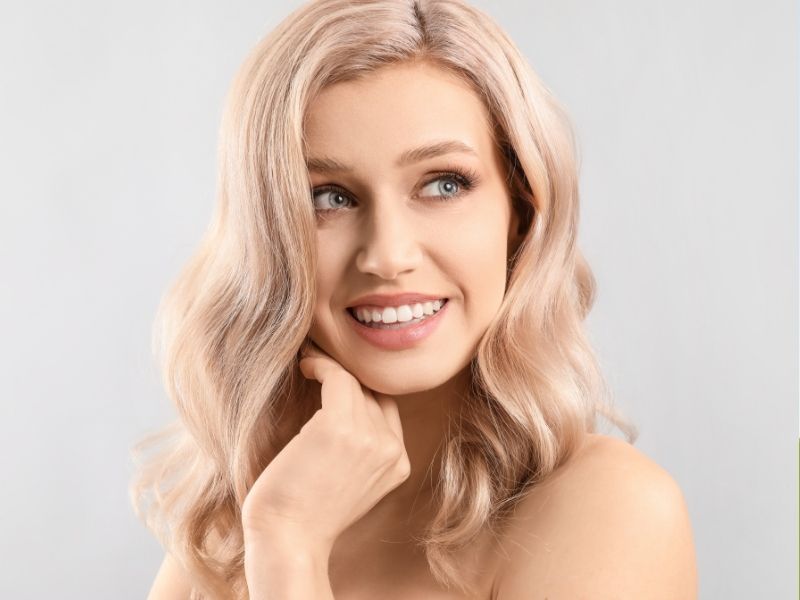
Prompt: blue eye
<box><xmin>310</xmin><ymin>166</ymin><xmax>479</xmax><ymax>215</ymax></box>
<box><xmin>312</xmin><ymin>189</ymin><xmax>352</xmax><ymax>211</ymax></box>
<box><xmin>420</xmin><ymin>177</ymin><xmax>461</xmax><ymax>198</ymax></box>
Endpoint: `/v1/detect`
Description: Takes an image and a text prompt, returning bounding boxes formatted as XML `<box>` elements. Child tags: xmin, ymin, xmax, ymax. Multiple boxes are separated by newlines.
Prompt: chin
<box><xmin>349</xmin><ymin>361</ymin><xmax>457</xmax><ymax>397</ymax></box>
<box><xmin>362</xmin><ymin>379</ymin><xmax>436</xmax><ymax>397</ymax></box>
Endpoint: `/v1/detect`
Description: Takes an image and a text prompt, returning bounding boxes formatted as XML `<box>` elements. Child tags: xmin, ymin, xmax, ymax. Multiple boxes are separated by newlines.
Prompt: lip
<box><xmin>346</xmin><ymin>299</ymin><xmax>450</xmax><ymax>350</ymax></box>
<box><xmin>346</xmin><ymin>292</ymin><xmax>448</xmax><ymax>309</ymax></box>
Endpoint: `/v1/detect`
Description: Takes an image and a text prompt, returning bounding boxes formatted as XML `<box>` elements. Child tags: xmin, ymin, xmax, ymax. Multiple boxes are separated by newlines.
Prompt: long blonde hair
<box><xmin>129</xmin><ymin>1</ymin><xmax>637</xmax><ymax>597</ymax></box>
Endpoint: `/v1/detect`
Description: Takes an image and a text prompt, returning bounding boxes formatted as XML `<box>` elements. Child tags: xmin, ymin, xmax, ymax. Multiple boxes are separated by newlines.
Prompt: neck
<box><xmin>351</xmin><ymin>365</ymin><xmax>471</xmax><ymax>539</ymax></box>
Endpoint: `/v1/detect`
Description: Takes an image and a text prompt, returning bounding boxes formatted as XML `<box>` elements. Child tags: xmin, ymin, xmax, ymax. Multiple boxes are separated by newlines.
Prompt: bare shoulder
<box><xmin>147</xmin><ymin>552</ymin><xmax>193</xmax><ymax>600</ymax></box>
<box><xmin>492</xmin><ymin>433</ymin><xmax>698</xmax><ymax>600</ymax></box>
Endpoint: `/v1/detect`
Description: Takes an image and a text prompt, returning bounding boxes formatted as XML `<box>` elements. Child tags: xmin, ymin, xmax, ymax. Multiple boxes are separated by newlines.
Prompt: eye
<box><xmin>418</xmin><ymin>175</ymin><xmax>464</xmax><ymax>199</ymax></box>
<box><xmin>311</xmin><ymin>188</ymin><xmax>353</xmax><ymax>212</ymax></box>
<box><xmin>310</xmin><ymin>165</ymin><xmax>480</xmax><ymax>215</ymax></box>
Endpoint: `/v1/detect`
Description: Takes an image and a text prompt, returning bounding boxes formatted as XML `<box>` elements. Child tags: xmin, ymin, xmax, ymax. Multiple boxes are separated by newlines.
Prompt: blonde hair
<box><xmin>129</xmin><ymin>0</ymin><xmax>637</xmax><ymax>597</ymax></box>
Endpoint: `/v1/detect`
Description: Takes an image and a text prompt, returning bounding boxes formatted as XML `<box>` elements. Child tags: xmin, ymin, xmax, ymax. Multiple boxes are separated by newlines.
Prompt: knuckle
<box><xmin>355</xmin><ymin>433</ymin><xmax>376</xmax><ymax>450</ymax></box>
<box><xmin>396</xmin><ymin>456</ymin><xmax>411</xmax><ymax>479</ymax></box>
<box><xmin>379</xmin><ymin>439</ymin><xmax>403</xmax><ymax>462</ymax></box>
<box><xmin>317</xmin><ymin>416</ymin><xmax>351</xmax><ymax>442</ymax></box>
<box><xmin>332</xmin><ymin>424</ymin><xmax>354</xmax><ymax>442</ymax></box>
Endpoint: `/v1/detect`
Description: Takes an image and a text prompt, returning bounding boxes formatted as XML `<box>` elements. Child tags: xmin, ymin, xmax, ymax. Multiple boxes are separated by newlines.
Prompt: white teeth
<box><xmin>352</xmin><ymin>299</ymin><xmax>447</xmax><ymax>325</ymax></box>
<box><xmin>400</xmin><ymin>306</ymin><xmax>413</xmax><ymax>320</ymax></box>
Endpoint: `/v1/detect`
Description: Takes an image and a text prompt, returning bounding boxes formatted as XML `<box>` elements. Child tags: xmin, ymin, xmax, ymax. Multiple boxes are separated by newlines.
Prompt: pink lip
<box><xmin>347</xmin><ymin>292</ymin><xmax>448</xmax><ymax>309</ymax></box>
<box><xmin>346</xmin><ymin>299</ymin><xmax>450</xmax><ymax>350</ymax></box>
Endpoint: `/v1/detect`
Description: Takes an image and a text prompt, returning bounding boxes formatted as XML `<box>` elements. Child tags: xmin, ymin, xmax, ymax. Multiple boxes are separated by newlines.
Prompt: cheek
<box><xmin>307</xmin><ymin>257</ymin><xmax>344</xmax><ymax>355</ymax></box>
<box><xmin>441</xmin><ymin>214</ymin><xmax>509</xmax><ymax>316</ymax></box>
<box><xmin>465</xmin><ymin>245</ymin><xmax>507</xmax><ymax>317</ymax></box>
<box><xmin>451</xmin><ymin>202</ymin><xmax>508</xmax><ymax>261</ymax></box>
<box><xmin>313</xmin><ymin>235</ymin><xmax>348</xmax><ymax>297</ymax></box>
<box><xmin>309</xmin><ymin>242</ymin><xmax>347</xmax><ymax>330</ymax></box>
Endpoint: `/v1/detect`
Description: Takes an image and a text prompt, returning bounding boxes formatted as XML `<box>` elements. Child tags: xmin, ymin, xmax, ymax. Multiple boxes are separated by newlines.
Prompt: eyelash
<box><xmin>310</xmin><ymin>165</ymin><xmax>480</xmax><ymax>215</ymax></box>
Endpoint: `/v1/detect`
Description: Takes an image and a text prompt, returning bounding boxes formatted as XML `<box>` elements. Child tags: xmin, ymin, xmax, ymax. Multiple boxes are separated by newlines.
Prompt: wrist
<box><xmin>244</xmin><ymin>515</ymin><xmax>331</xmax><ymax>547</ymax></box>
<box><xmin>245</xmin><ymin>536</ymin><xmax>332</xmax><ymax>570</ymax></box>
<box><xmin>243</xmin><ymin>533</ymin><xmax>333</xmax><ymax>600</ymax></box>
<box><xmin>243</xmin><ymin>523</ymin><xmax>333</xmax><ymax>565</ymax></box>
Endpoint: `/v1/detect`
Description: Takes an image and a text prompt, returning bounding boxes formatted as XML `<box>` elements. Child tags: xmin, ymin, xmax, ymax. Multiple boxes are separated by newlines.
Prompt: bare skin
<box><xmin>241</xmin><ymin>59</ymin><xmax>524</xmax><ymax>597</ymax></box>
<box><xmin>151</xmin><ymin>430</ymin><xmax>697</xmax><ymax>599</ymax></box>
<box><xmin>148</xmin><ymin>60</ymin><xmax>698</xmax><ymax>599</ymax></box>
<box><xmin>299</xmin><ymin>58</ymin><xmax>523</xmax><ymax>536</ymax></box>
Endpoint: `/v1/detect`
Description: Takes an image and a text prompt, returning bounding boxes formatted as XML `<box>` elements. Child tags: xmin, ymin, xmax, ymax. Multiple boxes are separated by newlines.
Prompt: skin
<box><xmin>302</xmin><ymin>59</ymin><xmax>523</xmax><ymax>532</ymax></box>
<box><xmin>239</xmin><ymin>59</ymin><xmax>523</xmax><ymax>597</ymax></box>
<box><xmin>147</xmin><ymin>59</ymin><xmax>697</xmax><ymax>600</ymax></box>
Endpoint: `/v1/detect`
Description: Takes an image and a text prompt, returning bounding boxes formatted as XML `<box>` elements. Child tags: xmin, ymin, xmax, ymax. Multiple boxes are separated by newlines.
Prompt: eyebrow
<box><xmin>305</xmin><ymin>140</ymin><xmax>478</xmax><ymax>174</ymax></box>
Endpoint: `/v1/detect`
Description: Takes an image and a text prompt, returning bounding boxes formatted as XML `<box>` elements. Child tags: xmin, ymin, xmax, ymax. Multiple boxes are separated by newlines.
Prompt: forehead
<box><xmin>303</xmin><ymin>62</ymin><xmax>495</xmax><ymax>166</ymax></box>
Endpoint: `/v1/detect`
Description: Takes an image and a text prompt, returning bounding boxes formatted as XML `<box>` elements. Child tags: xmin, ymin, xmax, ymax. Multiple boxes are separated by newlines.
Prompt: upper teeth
<box><xmin>352</xmin><ymin>299</ymin><xmax>446</xmax><ymax>324</ymax></box>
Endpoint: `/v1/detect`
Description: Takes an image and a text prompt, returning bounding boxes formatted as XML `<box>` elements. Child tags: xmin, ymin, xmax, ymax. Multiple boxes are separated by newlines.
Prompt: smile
<box><xmin>348</xmin><ymin>298</ymin><xmax>448</xmax><ymax>327</ymax></box>
<box><xmin>345</xmin><ymin>299</ymin><xmax>450</xmax><ymax>350</ymax></box>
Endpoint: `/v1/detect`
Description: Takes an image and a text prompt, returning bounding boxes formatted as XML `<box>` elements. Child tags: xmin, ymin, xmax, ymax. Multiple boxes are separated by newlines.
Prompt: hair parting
<box><xmin>129</xmin><ymin>1</ymin><xmax>637</xmax><ymax>597</ymax></box>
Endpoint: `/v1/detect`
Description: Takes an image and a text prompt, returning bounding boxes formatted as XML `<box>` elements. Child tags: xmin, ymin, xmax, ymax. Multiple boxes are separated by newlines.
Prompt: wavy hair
<box><xmin>129</xmin><ymin>0</ymin><xmax>638</xmax><ymax>597</ymax></box>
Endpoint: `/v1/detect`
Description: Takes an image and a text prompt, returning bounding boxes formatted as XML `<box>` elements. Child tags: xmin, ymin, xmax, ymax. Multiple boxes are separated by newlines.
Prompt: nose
<box><xmin>354</xmin><ymin>199</ymin><xmax>423</xmax><ymax>279</ymax></box>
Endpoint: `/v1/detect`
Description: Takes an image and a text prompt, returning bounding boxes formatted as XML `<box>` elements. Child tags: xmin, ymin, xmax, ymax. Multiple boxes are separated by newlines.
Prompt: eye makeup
<box><xmin>310</xmin><ymin>164</ymin><xmax>481</xmax><ymax>214</ymax></box>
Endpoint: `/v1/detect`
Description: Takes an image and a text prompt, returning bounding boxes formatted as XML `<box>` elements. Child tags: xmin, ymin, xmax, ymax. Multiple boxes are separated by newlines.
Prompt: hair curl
<box><xmin>129</xmin><ymin>1</ymin><xmax>637</xmax><ymax>597</ymax></box>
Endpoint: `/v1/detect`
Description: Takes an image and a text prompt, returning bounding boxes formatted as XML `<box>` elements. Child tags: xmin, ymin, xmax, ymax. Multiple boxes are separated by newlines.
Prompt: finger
<box><xmin>300</xmin><ymin>339</ymin><xmax>327</xmax><ymax>360</ymax></box>
<box><xmin>299</xmin><ymin>343</ymin><xmax>347</xmax><ymax>387</ymax></box>
<box><xmin>373</xmin><ymin>393</ymin><xmax>404</xmax><ymax>444</ymax></box>
<box><xmin>299</xmin><ymin>357</ymin><xmax>357</xmax><ymax>419</ymax></box>
<box><xmin>359</xmin><ymin>385</ymin><xmax>389</xmax><ymax>432</ymax></box>
<box><xmin>298</xmin><ymin>343</ymin><xmax>378</xmax><ymax>429</ymax></box>
<box><xmin>297</xmin><ymin>342</ymin><xmax>339</xmax><ymax>383</ymax></box>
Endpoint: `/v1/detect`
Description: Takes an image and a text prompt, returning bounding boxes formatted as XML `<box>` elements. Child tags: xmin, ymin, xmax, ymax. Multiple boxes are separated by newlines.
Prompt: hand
<box><xmin>241</xmin><ymin>341</ymin><xmax>411</xmax><ymax>552</ymax></box>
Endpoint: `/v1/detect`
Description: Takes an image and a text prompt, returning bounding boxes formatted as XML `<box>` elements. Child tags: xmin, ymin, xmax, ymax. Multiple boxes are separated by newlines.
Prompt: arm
<box><xmin>244</xmin><ymin>527</ymin><xmax>335</xmax><ymax>600</ymax></box>
<box><xmin>146</xmin><ymin>537</ymin><xmax>336</xmax><ymax>600</ymax></box>
<box><xmin>240</xmin><ymin>343</ymin><xmax>410</xmax><ymax>599</ymax></box>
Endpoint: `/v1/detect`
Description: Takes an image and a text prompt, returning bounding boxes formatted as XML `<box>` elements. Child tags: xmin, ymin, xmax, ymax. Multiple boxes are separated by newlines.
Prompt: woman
<box><xmin>133</xmin><ymin>1</ymin><xmax>698</xmax><ymax>598</ymax></box>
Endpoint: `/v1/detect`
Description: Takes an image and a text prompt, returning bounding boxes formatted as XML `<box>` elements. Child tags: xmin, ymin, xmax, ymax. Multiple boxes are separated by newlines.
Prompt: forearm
<box><xmin>244</xmin><ymin>532</ymin><xmax>335</xmax><ymax>600</ymax></box>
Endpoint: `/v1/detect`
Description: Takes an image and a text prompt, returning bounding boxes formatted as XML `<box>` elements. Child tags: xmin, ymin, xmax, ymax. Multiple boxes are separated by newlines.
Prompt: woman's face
<box><xmin>304</xmin><ymin>61</ymin><xmax>521</xmax><ymax>395</ymax></box>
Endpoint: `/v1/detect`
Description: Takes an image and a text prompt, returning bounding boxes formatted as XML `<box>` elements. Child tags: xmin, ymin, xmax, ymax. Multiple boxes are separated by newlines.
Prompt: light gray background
<box><xmin>1</xmin><ymin>1</ymin><xmax>795</xmax><ymax>598</ymax></box>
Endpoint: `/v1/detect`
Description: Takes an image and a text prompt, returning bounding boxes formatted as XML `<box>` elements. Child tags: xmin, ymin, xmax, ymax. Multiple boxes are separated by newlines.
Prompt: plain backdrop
<box><xmin>0</xmin><ymin>1</ymin><xmax>795</xmax><ymax>598</ymax></box>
